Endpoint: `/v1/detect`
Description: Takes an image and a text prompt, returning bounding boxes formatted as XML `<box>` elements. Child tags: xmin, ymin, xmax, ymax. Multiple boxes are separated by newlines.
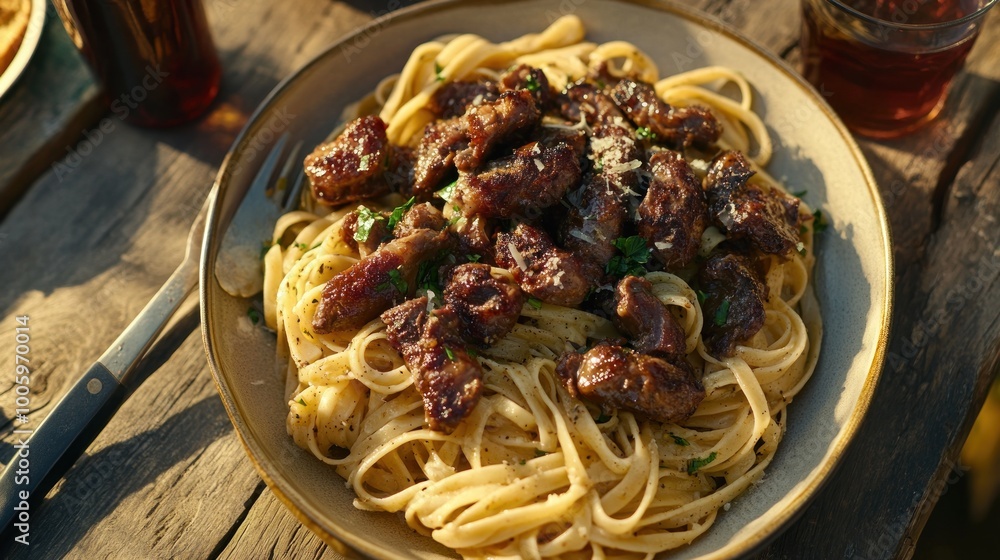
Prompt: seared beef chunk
<box><xmin>705</xmin><ymin>151</ymin><xmax>802</xmax><ymax>259</ymax></box>
<box><xmin>536</xmin><ymin>126</ymin><xmax>588</xmax><ymax>162</ymax></box>
<box><xmin>455</xmin><ymin>90</ymin><xmax>541</xmax><ymax>172</ymax></box>
<box><xmin>305</xmin><ymin>116</ymin><xmax>393</xmax><ymax>206</ymax></box>
<box><xmin>698</xmin><ymin>248</ymin><xmax>768</xmax><ymax>359</ymax></box>
<box><xmin>556</xmin><ymin>342</ymin><xmax>704</xmax><ymax>424</ymax></box>
<box><xmin>558</xmin><ymin>81</ymin><xmax>626</xmax><ymax>126</ymax></box>
<box><xmin>448</xmin><ymin>212</ymin><xmax>495</xmax><ymax>263</ymax></box>
<box><xmin>610</xmin><ymin>79</ymin><xmax>721</xmax><ymax>149</ymax></box>
<box><xmin>500</xmin><ymin>64</ymin><xmax>553</xmax><ymax>109</ymax></box>
<box><xmin>454</xmin><ymin>140</ymin><xmax>581</xmax><ymax>219</ymax></box>
<box><xmin>444</xmin><ymin>263</ymin><xmax>525</xmax><ymax>345</ymax></box>
<box><xmin>637</xmin><ymin>150</ymin><xmax>708</xmax><ymax>269</ymax></box>
<box><xmin>413</xmin><ymin>118</ymin><xmax>467</xmax><ymax>197</ymax></box>
<box><xmin>560</xmin><ymin>174</ymin><xmax>626</xmax><ymax>270</ymax></box>
<box><xmin>496</xmin><ymin>223</ymin><xmax>592</xmax><ymax>307</ymax></box>
<box><xmin>614</xmin><ymin>276</ymin><xmax>687</xmax><ymax>358</ymax></box>
<box><xmin>381</xmin><ymin>298</ymin><xmax>483</xmax><ymax>433</ymax></box>
<box><xmin>384</xmin><ymin>145</ymin><xmax>415</xmax><ymax>196</ymax></box>
<box><xmin>312</xmin><ymin>229</ymin><xmax>450</xmax><ymax>333</ymax></box>
<box><xmin>394</xmin><ymin>202</ymin><xmax>447</xmax><ymax>239</ymax></box>
<box><xmin>341</xmin><ymin>208</ymin><xmax>390</xmax><ymax>258</ymax></box>
<box><xmin>428</xmin><ymin>80</ymin><xmax>499</xmax><ymax>119</ymax></box>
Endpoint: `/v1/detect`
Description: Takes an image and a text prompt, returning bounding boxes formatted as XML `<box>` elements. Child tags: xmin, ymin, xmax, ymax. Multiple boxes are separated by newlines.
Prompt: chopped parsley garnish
<box><xmin>295</xmin><ymin>242</ymin><xmax>309</xmax><ymax>251</ymax></box>
<box><xmin>378</xmin><ymin>268</ymin><xmax>408</xmax><ymax>294</ymax></box>
<box><xmin>714</xmin><ymin>300</ymin><xmax>731</xmax><ymax>326</ymax></box>
<box><xmin>812</xmin><ymin>209</ymin><xmax>829</xmax><ymax>233</ymax></box>
<box><xmin>435</xmin><ymin>180</ymin><xmax>457</xmax><ymax>202</ymax></box>
<box><xmin>687</xmin><ymin>452</ymin><xmax>717</xmax><ymax>475</ymax></box>
<box><xmin>386</xmin><ymin>196</ymin><xmax>416</xmax><ymax>232</ymax></box>
<box><xmin>416</xmin><ymin>259</ymin><xmax>442</xmax><ymax>294</ymax></box>
<box><xmin>534</xmin><ymin>449</ymin><xmax>548</xmax><ymax>457</ymax></box>
<box><xmin>444</xmin><ymin>347</ymin><xmax>456</xmax><ymax>361</ymax></box>
<box><xmin>434</xmin><ymin>61</ymin><xmax>445</xmax><ymax>82</ymax></box>
<box><xmin>606</xmin><ymin>236</ymin><xmax>651</xmax><ymax>278</ymax></box>
<box><xmin>635</xmin><ymin>126</ymin><xmax>657</xmax><ymax>141</ymax></box>
<box><xmin>596</xmin><ymin>412</ymin><xmax>612</xmax><ymax>423</ymax></box>
<box><xmin>524</xmin><ymin>74</ymin><xmax>540</xmax><ymax>92</ymax></box>
<box><xmin>297</xmin><ymin>398</ymin><xmax>307</xmax><ymax>407</ymax></box>
<box><xmin>247</xmin><ymin>308</ymin><xmax>261</xmax><ymax>325</ymax></box>
<box><xmin>466</xmin><ymin>253</ymin><xmax>482</xmax><ymax>263</ymax></box>
<box><xmin>353</xmin><ymin>206</ymin><xmax>382</xmax><ymax>243</ymax></box>
<box><xmin>467</xmin><ymin>347</ymin><xmax>479</xmax><ymax>358</ymax></box>
<box><xmin>519</xmin><ymin>459</ymin><xmax>527</xmax><ymax>465</ymax></box>
<box><xmin>670</xmin><ymin>433</ymin><xmax>690</xmax><ymax>446</ymax></box>
<box><xmin>696</xmin><ymin>290</ymin><xmax>708</xmax><ymax>304</ymax></box>
<box><xmin>527</xmin><ymin>297</ymin><xmax>543</xmax><ymax>310</ymax></box>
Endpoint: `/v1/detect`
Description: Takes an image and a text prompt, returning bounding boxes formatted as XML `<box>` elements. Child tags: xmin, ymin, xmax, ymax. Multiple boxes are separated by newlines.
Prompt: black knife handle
<box><xmin>0</xmin><ymin>362</ymin><xmax>127</xmax><ymax>532</ymax></box>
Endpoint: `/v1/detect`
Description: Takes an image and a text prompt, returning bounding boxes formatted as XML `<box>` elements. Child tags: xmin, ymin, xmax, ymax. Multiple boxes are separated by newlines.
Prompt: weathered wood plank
<box><xmin>0</xmin><ymin>6</ymin><xmax>103</xmax><ymax>217</ymax></box>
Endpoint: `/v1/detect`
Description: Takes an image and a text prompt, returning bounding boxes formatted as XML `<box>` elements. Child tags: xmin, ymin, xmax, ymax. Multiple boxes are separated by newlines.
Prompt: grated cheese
<box><xmin>569</xmin><ymin>229</ymin><xmax>596</xmax><ymax>244</ymax></box>
<box><xmin>508</xmin><ymin>242</ymin><xmax>528</xmax><ymax>271</ymax></box>
<box><xmin>534</xmin><ymin>158</ymin><xmax>545</xmax><ymax>171</ymax></box>
<box><xmin>655</xmin><ymin>241</ymin><xmax>673</xmax><ymax>250</ymax></box>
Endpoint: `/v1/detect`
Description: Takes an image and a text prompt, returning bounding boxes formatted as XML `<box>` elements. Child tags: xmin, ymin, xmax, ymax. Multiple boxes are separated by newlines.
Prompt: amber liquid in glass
<box><xmin>57</xmin><ymin>0</ymin><xmax>221</xmax><ymax>127</ymax></box>
<box><xmin>801</xmin><ymin>0</ymin><xmax>981</xmax><ymax>137</ymax></box>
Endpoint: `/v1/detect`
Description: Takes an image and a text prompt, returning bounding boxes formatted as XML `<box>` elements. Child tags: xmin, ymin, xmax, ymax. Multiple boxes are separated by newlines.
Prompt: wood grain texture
<box><xmin>0</xmin><ymin>0</ymin><xmax>998</xmax><ymax>558</ymax></box>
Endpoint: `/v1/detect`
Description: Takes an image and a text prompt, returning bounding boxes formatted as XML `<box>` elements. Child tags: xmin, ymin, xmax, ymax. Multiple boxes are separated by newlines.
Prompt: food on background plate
<box><xmin>0</xmin><ymin>0</ymin><xmax>29</xmax><ymax>76</ymax></box>
<box><xmin>261</xmin><ymin>15</ymin><xmax>822</xmax><ymax>558</ymax></box>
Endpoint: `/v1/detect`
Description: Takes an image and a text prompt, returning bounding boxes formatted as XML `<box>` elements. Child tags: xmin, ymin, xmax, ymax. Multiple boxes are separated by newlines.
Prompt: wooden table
<box><xmin>1</xmin><ymin>1</ymin><xmax>998</xmax><ymax>558</ymax></box>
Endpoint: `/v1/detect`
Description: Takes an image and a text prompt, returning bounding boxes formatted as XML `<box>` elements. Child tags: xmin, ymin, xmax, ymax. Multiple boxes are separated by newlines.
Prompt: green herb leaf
<box><xmin>527</xmin><ymin>297</ymin><xmax>543</xmax><ymax>310</ymax></box>
<box><xmin>519</xmin><ymin>459</ymin><xmax>527</xmax><ymax>465</ymax></box>
<box><xmin>247</xmin><ymin>308</ymin><xmax>261</xmax><ymax>325</ymax></box>
<box><xmin>354</xmin><ymin>207</ymin><xmax>382</xmax><ymax>243</ymax></box>
<box><xmin>260</xmin><ymin>241</ymin><xmax>274</xmax><ymax>260</ymax></box>
<box><xmin>687</xmin><ymin>452</ymin><xmax>717</xmax><ymax>475</ymax></box>
<box><xmin>297</xmin><ymin>398</ymin><xmax>307</xmax><ymax>407</ymax></box>
<box><xmin>813</xmin><ymin>209</ymin><xmax>829</xmax><ymax>233</ymax></box>
<box><xmin>696</xmin><ymin>290</ymin><xmax>708</xmax><ymax>304</ymax></box>
<box><xmin>435</xmin><ymin>180</ymin><xmax>458</xmax><ymax>202</ymax></box>
<box><xmin>596</xmin><ymin>412</ymin><xmax>612</xmax><ymax>423</ymax></box>
<box><xmin>388</xmin><ymin>268</ymin><xmax>407</xmax><ymax>294</ymax></box>
<box><xmin>295</xmin><ymin>242</ymin><xmax>309</xmax><ymax>251</ymax></box>
<box><xmin>525</xmin><ymin>73</ymin><xmax>540</xmax><ymax>92</ymax></box>
<box><xmin>792</xmin><ymin>189</ymin><xmax>808</xmax><ymax>198</ymax></box>
<box><xmin>635</xmin><ymin>126</ymin><xmax>657</xmax><ymax>141</ymax></box>
<box><xmin>534</xmin><ymin>449</ymin><xmax>548</xmax><ymax>457</ymax></box>
<box><xmin>714</xmin><ymin>300</ymin><xmax>731</xmax><ymax>326</ymax></box>
<box><xmin>670</xmin><ymin>433</ymin><xmax>690</xmax><ymax>447</ymax></box>
<box><xmin>467</xmin><ymin>347</ymin><xmax>479</xmax><ymax>358</ymax></box>
<box><xmin>444</xmin><ymin>347</ymin><xmax>456</xmax><ymax>361</ymax></box>
<box><xmin>386</xmin><ymin>196</ymin><xmax>416</xmax><ymax>232</ymax></box>
<box><xmin>434</xmin><ymin>61</ymin><xmax>445</xmax><ymax>82</ymax></box>
<box><xmin>606</xmin><ymin>236</ymin><xmax>651</xmax><ymax>278</ymax></box>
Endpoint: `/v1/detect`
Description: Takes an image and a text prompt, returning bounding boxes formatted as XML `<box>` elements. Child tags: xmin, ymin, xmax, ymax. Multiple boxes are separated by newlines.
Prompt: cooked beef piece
<box><xmin>495</xmin><ymin>223</ymin><xmax>592</xmax><ymax>307</ymax></box>
<box><xmin>448</xmin><ymin>212</ymin><xmax>496</xmax><ymax>263</ymax></box>
<box><xmin>381</xmin><ymin>298</ymin><xmax>483</xmax><ymax>433</ymax></box>
<box><xmin>393</xmin><ymin>202</ymin><xmax>447</xmax><ymax>239</ymax></box>
<box><xmin>704</xmin><ymin>150</ymin><xmax>802</xmax><ymax>259</ymax></box>
<box><xmin>444</xmin><ymin>263</ymin><xmax>525</xmax><ymax>345</ymax></box>
<box><xmin>412</xmin><ymin>117</ymin><xmax>467</xmax><ymax>198</ymax></box>
<box><xmin>558</xmin><ymin>81</ymin><xmax>626</xmax><ymax>126</ymax></box>
<box><xmin>556</xmin><ymin>342</ymin><xmax>704</xmax><ymax>424</ymax></box>
<box><xmin>610</xmin><ymin>79</ymin><xmax>721</xmax><ymax>149</ymax></box>
<box><xmin>535</xmin><ymin>126</ymin><xmax>588</xmax><ymax>162</ymax></box>
<box><xmin>637</xmin><ymin>150</ymin><xmax>709</xmax><ymax>269</ymax></box>
<box><xmin>697</xmin><ymin>248</ymin><xmax>768</xmax><ymax>359</ymax></box>
<box><xmin>454</xmin><ymin>140</ymin><xmax>581</xmax><ymax>220</ymax></box>
<box><xmin>559</xmin><ymin>174</ymin><xmax>626</xmax><ymax>270</ymax></box>
<box><xmin>500</xmin><ymin>64</ymin><xmax>553</xmax><ymax>109</ymax></box>
<box><xmin>384</xmin><ymin>145</ymin><xmax>415</xmax><ymax>196</ymax></box>
<box><xmin>614</xmin><ymin>276</ymin><xmax>687</xmax><ymax>358</ymax></box>
<box><xmin>341</xmin><ymin>208</ymin><xmax>390</xmax><ymax>258</ymax></box>
<box><xmin>312</xmin><ymin>229</ymin><xmax>450</xmax><ymax>333</ymax></box>
<box><xmin>428</xmin><ymin>79</ymin><xmax>499</xmax><ymax>119</ymax></box>
<box><xmin>455</xmin><ymin>90</ymin><xmax>541</xmax><ymax>172</ymax></box>
<box><xmin>588</xmin><ymin>123</ymin><xmax>642</xmax><ymax>194</ymax></box>
<box><xmin>305</xmin><ymin>116</ymin><xmax>393</xmax><ymax>206</ymax></box>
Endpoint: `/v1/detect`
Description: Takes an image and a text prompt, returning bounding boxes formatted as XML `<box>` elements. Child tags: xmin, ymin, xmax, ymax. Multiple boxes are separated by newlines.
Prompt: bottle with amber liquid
<box><xmin>54</xmin><ymin>0</ymin><xmax>221</xmax><ymax>128</ymax></box>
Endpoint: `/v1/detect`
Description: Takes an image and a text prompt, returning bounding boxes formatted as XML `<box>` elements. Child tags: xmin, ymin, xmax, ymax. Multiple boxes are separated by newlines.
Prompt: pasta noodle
<box><xmin>267</xmin><ymin>15</ymin><xmax>821</xmax><ymax>559</ymax></box>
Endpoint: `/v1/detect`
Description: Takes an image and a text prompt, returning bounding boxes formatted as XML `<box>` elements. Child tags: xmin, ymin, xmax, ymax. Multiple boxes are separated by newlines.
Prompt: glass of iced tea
<box><xmin>800</xmin><ymin>0</ymin><xmax>997</xmax><ymax>138</ymax></box>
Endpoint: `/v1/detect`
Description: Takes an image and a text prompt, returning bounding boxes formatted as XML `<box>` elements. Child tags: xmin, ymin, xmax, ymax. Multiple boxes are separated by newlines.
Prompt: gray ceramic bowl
<box><xmin>200</xmin><ymin>0</ymin><xmax>893</xmax><ymax>557</ymax></box>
